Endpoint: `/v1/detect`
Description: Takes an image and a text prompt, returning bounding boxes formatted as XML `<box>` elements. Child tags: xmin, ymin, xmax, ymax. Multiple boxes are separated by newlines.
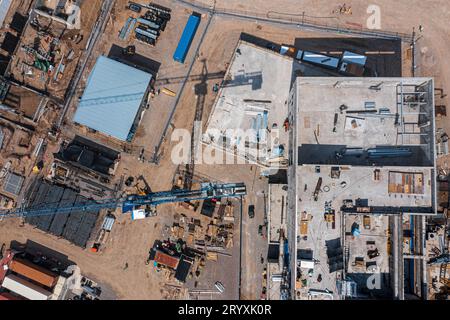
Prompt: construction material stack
<box><xmin>129</xmin><ymin>2</ymin><xmax>172</xmax><ymax>46</ymax></box>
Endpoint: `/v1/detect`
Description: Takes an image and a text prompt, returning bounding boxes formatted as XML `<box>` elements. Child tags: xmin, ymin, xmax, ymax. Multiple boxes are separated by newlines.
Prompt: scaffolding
<box><xmin>396</xmin><ymin>81</ymin><xmax>431</xmax><ymax>146</ymax></box>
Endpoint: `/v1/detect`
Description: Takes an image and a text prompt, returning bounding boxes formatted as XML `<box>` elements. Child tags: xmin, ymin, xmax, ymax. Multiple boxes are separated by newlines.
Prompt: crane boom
<box><xmin>0</xmin><ymin>182</ymin><xmax>247</xmax><ymax>220</ymax></box>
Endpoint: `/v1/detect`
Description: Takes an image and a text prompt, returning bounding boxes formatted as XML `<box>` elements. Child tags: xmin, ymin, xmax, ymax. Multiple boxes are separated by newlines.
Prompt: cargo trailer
<box><xmin>135</xmin><ymin>33</ymin><xmax>156</xmax><ymax>46</ymax></box>
<box><xmin>137</xmin><ymin>17</ymin><xmax>160</xmax><ymax>30</ymax></box>
<box><xmin>173</xmin><ymin>14</ymin><xmax>201</xmax><ymax>63</ymax></box>
<box><xmin>135</xmin><ymin>27</ymin><xmax>158</xmax><ymax>40</ymax></box>
<box><xmin>140</xmin><ymin>26</ymin><xmax>159</xmax><ymax>36</ymax></box>
<box><xmin>2</xmin><ymin>274</ymin><xmax>52</xmax><ymax>300</ymax></box>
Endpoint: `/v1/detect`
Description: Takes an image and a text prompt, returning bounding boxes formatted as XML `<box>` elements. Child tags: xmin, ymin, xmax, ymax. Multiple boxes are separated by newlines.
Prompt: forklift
<box><xmin>135</xmin><ymin>175</ymin><xmax>151</xmax><ymax>195</ymax></box>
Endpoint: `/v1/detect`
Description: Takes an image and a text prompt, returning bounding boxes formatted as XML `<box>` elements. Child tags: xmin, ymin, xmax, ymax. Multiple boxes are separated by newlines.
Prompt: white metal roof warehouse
<box><xmin>73</xmin><ymin>56</ymin><xmax>152</xmax><ymax>141</ymax></box>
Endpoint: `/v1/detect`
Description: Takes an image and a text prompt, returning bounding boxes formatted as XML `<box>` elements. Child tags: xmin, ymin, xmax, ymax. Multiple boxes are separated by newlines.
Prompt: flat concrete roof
<box><xmin>294</xmin><ymin>77</ymin><xmax>435</xmax><ymax>167</ymax></box>
<box><xmin>292</xmin><ymin>77</ymin><xmax>436</xmax><ymax>214</ymax></box>
<box><xmin>204</xmin><ymin>41</ymin><xmax>293</xmax><ymax>165</ymax></box>
<box><xmin>290</xmin><ymin>77</ymin><xmax>437</xmax><ymax>299</ymax></box>
<box><xmin>297</xmin><ymin>165</ymin><xmax>434</xmax><ymax>210</ymax></box>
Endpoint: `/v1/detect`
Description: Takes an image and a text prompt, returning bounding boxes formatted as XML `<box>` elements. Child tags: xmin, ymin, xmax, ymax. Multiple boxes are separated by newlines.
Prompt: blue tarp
<box><xmin>173</xmin><ymin>14</ymin><xmax>200</xmax><ymax>63</ymax></box>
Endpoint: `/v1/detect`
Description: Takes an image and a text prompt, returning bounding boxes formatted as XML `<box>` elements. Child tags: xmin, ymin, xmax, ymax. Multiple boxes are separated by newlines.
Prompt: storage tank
<box><xmin>2</xmin><ymin>275</ymin><xmax>52</xmax><ymax>300</ymax></box>
<box><xmin>9</xmin><ymin>258</ymin><xmax>58</xmax><ymax>288</ymax></box>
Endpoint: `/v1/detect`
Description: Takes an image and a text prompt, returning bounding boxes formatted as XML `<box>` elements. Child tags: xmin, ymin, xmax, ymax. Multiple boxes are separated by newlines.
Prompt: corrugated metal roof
<box><xmin>73</xmin><ymin>56</ymin><xmax>152</xmax><ymax>141</ymax></box>
<box><xmin>0</xmin><ymin>0</ymin><xmax>13</xmax><ymax>28</ymax></box>
<box><xmin>3</xmin><ymin>172</ymin><xmax>24</xmax><ymax>195</ymax></box>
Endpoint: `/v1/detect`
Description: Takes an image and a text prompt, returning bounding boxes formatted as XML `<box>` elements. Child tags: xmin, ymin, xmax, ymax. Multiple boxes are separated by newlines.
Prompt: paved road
<box><xmin>240</xmin><ymin>167</ymin><xmax>269</xmax><ymax>299</ymax></box>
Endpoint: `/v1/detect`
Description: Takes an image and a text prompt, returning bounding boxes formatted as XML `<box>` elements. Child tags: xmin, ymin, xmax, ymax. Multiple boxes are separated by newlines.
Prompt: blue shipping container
<box><xmin>173</xmin><ymin>14</ymin><xmax>201</xmax><ymax>63</ymax></box>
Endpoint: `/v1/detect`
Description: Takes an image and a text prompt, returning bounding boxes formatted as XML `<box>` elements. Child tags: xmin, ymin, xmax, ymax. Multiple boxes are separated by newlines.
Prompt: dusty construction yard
<box><xmin>0</xmin><ymin>0</ymin><xmax>449</xmax><ymax>300</ymax></box>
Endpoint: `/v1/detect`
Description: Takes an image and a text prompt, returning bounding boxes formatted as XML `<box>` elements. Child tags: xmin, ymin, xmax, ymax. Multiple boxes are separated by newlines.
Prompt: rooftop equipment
<box><xmin>173</xmin><ymin>14</ymin><xmax>201</xmax><ymax>63</ymax></box>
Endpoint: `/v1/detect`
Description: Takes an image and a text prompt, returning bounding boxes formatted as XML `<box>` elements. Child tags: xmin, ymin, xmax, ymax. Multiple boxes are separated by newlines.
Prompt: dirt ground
<box><xmin>1</xmin><ymin>0</ymin><xmax>449</xmax><ymax>300</ymax></box>
<box><xmin>193</xmin><ymin>0</ymin><xmax>450</xmax><ymax>132</ymax></box>
<box><xmin>5</xmin><ymin>0</ymin><xmax>103</xmax><ymax>101</ymax></box>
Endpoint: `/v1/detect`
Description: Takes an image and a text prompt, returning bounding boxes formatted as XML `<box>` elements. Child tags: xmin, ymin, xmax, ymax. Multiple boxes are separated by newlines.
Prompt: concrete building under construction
<box><xmin>286</xmin><ymin>77</ymin><xmax>437</xmax><ymax>300</ymax></box>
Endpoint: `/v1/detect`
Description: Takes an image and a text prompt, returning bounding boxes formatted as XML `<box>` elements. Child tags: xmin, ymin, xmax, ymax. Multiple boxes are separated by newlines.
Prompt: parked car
<box><xmin>248</xmin><ymin>205</ymin><xmax>255</xmax><ymax>219</ymax></box>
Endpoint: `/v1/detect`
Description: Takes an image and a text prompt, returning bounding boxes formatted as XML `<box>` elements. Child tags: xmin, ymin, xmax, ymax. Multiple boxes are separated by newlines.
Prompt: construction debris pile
<box><xmin>426</xmin><ymin>209</ymin><xmax>450</xmax><ymax>300</ymax></box>
<box><xmin>146</xmin><ymin>189</ymin><xmax>237</xmax><ymax>287</ymax></box>
<box><xmin>0</xmin><ymin>243</ymin><xmax>102</xmax><ymax>300</ymax></box>
<box><xmin>203</xmin><ymin>202</ymin><xmax>235</xmax><ymax>250</ymax></box>
<box><xmin>11</xmin><ymin>13</ymin><xmax>83</xmax><ymax>99</ymax></box>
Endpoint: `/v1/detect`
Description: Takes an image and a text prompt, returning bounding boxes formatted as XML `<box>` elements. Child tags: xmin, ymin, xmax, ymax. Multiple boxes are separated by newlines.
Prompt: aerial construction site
<box><xmin>0</xmin><ymin>0</ymin><xmax>449</xmax><ymax>304</ymax></box>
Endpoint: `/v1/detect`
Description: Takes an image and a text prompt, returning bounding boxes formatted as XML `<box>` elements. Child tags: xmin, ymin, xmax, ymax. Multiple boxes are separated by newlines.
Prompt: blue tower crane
<box><xmin>0</xmin><ymin>182</ymin><xmax>247</xmax><ymax>220</ymax></box>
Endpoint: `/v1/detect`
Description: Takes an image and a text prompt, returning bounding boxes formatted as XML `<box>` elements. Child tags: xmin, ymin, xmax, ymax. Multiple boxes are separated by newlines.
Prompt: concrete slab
<box><xmin>204</xmin><ymin>41</ymin><xmax>293</xmax><ymax>166</ymax></box>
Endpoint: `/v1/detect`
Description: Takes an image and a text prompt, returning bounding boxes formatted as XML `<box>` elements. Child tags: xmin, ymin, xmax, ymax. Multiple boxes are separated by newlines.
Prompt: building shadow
<box><xmin>108</xmin><ymin>44</ymin><xmax>161</xmax><ymax>78</ymax></box>
<box><xmin>10</xmin><ymin>239</ymin><xmax>76</xmax><ymax>272</ymax></box>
